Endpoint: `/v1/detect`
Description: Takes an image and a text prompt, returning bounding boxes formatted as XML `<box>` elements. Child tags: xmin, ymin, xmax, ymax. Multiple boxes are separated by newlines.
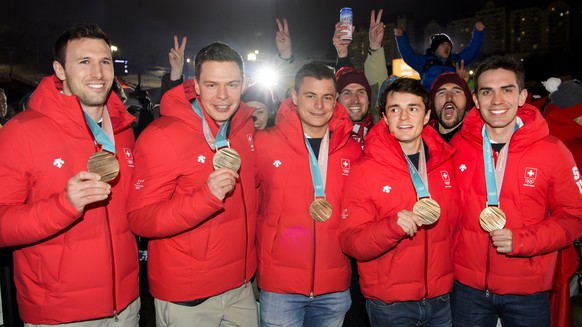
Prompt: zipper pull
<box><xmin>485</xmin><ymin>290</ymin><xmax>490</xmax><ymax>298</ymax></box>
<box><xmin>309</xmin><ymin>291</ymin><xmax>314</xmax><ymax>301</ymax></box>
<box><xmin>244</xmin><ymin>279</ymin><xmax>248</xmax><ymax>287</ymax></box>
<box><xmin>114</xmin><ymin>310</ymin><xmax>119</xmax><ymax>322</ymax></box>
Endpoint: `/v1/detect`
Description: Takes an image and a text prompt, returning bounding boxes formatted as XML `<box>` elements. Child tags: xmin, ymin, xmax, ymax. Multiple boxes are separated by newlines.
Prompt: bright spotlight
<box><xmin>254</xmin><ymin>65</ymin><xmax>278</xmax><ymax>87</ymax></box>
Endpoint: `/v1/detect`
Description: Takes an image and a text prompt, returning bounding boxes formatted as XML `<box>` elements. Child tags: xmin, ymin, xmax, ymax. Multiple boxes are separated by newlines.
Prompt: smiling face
<box><xmin>53</xmin><ymin>38</ymin><xmax>114</xmax><ymax>111</ymax></box>
<box><xmin>474</xmin><ymin>68</ymin><xmax>527</xmax><ymax>142</ymax></box>
<box><xmin>383</xmin><ymin>91</ymin><xmax>431</xmax><ymax>154</ymax></box>
<box><xmin>433</xmin><ymin>82</ymin><xmax>467</xmax><ymax>130</ymax></box>
<box><xmin>292</xmin><ymin>76</ymin><xmax>336</xmax><ymax>138</ymax></box>
<box><xmin>338</xmin><ymin>83</ymin><xmax>370</xmax><ymax>122</ymax></box>
<box><xmin>194</xmin><ymin>61</ymin><xmax>244</xmax><ymax>126</ymax></box>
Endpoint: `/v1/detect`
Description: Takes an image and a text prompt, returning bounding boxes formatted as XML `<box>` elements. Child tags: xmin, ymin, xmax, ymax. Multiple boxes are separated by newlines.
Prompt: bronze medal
<box><xmin>479</xmin><ymin>206</ymin><xmax>506</xmax><ymax>232</ymax></box>
<box><xmin>213</xmin><ymin>148</ymin><xmax>241</xmax><ymax>172</ymax></box>
<box><xmin>309</xmin><ymin>198</ymin><xmax>333</xmax><ymax>222</ymax></box>
<box><xmin>413</xmin><ymin>197</ymin><xmax>441</xmax><ymax>225</ymax></box>
<box><xmin>87</xmin><ymin>151</ymin><xmax>119</xmax><ymax>183</ymax></box>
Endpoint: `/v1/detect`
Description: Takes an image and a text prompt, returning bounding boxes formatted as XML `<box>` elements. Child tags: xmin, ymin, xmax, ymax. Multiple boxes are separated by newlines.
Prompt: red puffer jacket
<box><xmin>254</xmin><ymin>98</ymin><xmax>362</xmax><ymax>296</ymax></box>
<box><xmin>127</xmin><ymin>80</ymin><xmax>257</xmax><ymax>301</ymax></box>
<box><xmin>451</xmin><ymin>104</ymin><xmax>582</xmax><ymax>294</ymax></box>
<box><xmin>339</xmin><ymin>122</ymin><xmax>459</xmax><ymax>303</ymax></box>
<box><xmin>0</xmin><ymin>75</ymin><xmax>139</xmax><ymax>324</ymax></box>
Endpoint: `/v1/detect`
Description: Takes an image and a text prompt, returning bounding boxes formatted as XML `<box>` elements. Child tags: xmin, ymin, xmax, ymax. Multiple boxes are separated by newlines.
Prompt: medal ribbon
<box><xmin>192</xmin><ymin>99</ymin><xmax>231</xmax><ymax>150</ymax></box>
<box><xmin>482</xmin><ymin>118</ymin><xmax>523</xmax><ymax>206</ymax></box>
<box><xmin>304</xmin><ymin>131</ymin><xmax>330</xmax><ymax>198</ymax></box>
<box><xmin>84</xmin><ymin>108</ymin><xmax>115</xmax><ymax>154</ymax></box>
<box><xmin>403</xmin><ymin>140</ymin><xmax>430</xmax><ymax>199</ymax></box>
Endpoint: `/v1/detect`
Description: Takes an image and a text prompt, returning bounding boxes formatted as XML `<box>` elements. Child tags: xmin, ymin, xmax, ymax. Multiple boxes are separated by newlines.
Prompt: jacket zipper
<box><xmin>104</xmin><ymin>207</ymin><xmax>119</xmax><ymax>321</ymax></box>
<box><xmin>240</xmin><ymin>172</ymin><xmax>249</xmax><ymax>287</ymax></box>
<box><xmin>485</xmin><ymin>242</ymin><xmax>491</xmax><ymax>298</ymax></box>
<box><xmin>424</xmin><ymin>230</ymin><xmax>429</xmax><ymax>299</ymax></box>
<box><xmin>310</xmin><ymin>218</ymin><xmax>316</xmax><ymax>301</ymax></box>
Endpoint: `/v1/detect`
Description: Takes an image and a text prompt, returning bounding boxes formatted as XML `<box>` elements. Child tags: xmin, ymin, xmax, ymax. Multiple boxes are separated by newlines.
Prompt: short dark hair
<box><xmin>194</xmin><ymin>42</ymin><xmax>244</xmax><ymax>80</ymax></box>
<box><xmin>294</xmin><ymin>62</ymin><xmax>336</xmax><ymax>92</ymax></box>
<box><xmin>379</xmin><ymin>77</ymin><xmax>429</xmax><ymax>115</ymax></box>
<box><xmin>54</xmin><ymin>24</ymin><xmax>110</xmax><ymax>66</ymax></box>
<box><xmin>474</xmin><ymin>55</ymin><xmax>525</xmax><ymax>91</ymax></box>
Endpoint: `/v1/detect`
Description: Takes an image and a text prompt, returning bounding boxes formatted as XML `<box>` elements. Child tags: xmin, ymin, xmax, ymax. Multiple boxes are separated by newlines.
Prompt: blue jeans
<box><xmin>366</xmin><ymin>294</ymin><xmax>451</xmax><ymax>327</ymax></box>
<box><xmin>260</xmin><ymin>289</ymin><xmax>351</xmax><ymax>327</ymax></box>
<box><xmin>451</xmin><ymin>281</ymin><xmax>550</xmax><ymax>327</ymax></box>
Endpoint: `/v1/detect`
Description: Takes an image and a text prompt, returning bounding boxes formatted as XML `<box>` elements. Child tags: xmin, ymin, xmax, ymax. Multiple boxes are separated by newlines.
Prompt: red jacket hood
<box><xmin>457</xmin><ymin>104</ymin><xmax>549</xmax><ymax>152</ymax></box>
<box><xmin>274</xmin><ymin>97</ymin><xmax>354</xmax><ymax>153</ymax></box>
<box><xmin>160</xmin><ymin>79</ymin><xmax>254</xmax><ymax>134</ymax></box>
<box><xmin>544</xmin><ymin>102</ymin><xmax>582</xmax><ymax>143</ymax></box>
<box><xmin>364</xmin><ymin>120</ymin><xmax>456</xmax><ymax>174</ymax></box>
<box><xmin>27</xmin><ymin>75</ymin><xmax>135</xmax><ymax>138</ymax></box>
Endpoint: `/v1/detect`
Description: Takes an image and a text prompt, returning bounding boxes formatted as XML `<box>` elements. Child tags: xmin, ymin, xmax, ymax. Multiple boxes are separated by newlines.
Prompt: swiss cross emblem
<box><xmin>123</xmin><ymin>148</ymin><xmax>134</xmax><ymax>167</ymax></box>
<box><xmin>341</xmin><ymin>158</ymin><xmax>351</xmax><ymax>176</ymax></box>
<box><xmin>524</xmin><ymin>167</ymin><xmax>538</xmax><ymax>179</ymax></box>
<box><xmin>341</xmin><ymin>159</ymin><xmax>350</xmax><ymax>169</ymax></box>
<box><xmin>440</xmin><ymin>170</ymin><xmax>451</xmax><ymax>187</ymax></box>
<box><xmin>523</xmin><ymin>167</ymin><xmax>538</xmax><ymax>187</ymax></box>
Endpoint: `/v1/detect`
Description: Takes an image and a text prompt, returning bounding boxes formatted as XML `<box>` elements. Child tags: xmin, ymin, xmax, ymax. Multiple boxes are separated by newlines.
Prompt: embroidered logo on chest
<box><xmin>123</xmin><ymin>148</ymin><xmax>135</xmax><ymax>167</ymax></box>
<box><xmin>341</xmin><ymin>158</ymin><xmax>351</xmax><ymax>176</ymax></box>
<box><xmin>523</xmin><ymin>167</ymin><xmax>538</xmax><ymax>187</ymax></box>
<box><xmin>440</xmin><ymin>170</ymin><xmax>452</xmax><ymax>188</ymax></box>
<box><xmin>53</xmin><ymin>158</ymin><xmax>65</xmax><ymax>168</ymax></box>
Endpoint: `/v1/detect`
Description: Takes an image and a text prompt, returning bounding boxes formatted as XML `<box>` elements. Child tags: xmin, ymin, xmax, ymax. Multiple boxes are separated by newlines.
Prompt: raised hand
<box><xmin>169</xmin><ymin>35</ymin><xmax>187</xmax><ymax>81</ymax></box>
<box><xmin>369</xmin><ymin>9</ymin><xmax>384</xmax><ymax>50</ymax></box>
<box><xmin>206</xmin><ymin>167</ymin><xmax>239</xmax><ymax>201</ymax></box>
<box><xmin>66</xmin><ymin>171</ymin><xmax>111</xmax><ymax>213</ymax></box>
<box><xmin>333</xmin><ymin>22</ymin><xmax>353</xmax><ymax>58</ymax></box>
<box><xmin>455</xmin><ymin>59</ymin><xmax>469</xmax><ymax>82</ymax></box>
<box><xmin>276</xmin><ymin>18</ymin><xmax>293</xmax><ymax>59</ymax></box>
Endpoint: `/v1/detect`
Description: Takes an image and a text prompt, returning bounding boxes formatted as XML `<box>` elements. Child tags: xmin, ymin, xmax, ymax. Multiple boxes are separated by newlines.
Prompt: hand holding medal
<box><xmin>479</xmin><ymin>206</ymin><xmax>506</xmax><ymax>232</ymax></box>
<box><xmin>413</xmin><ymin>197</ymin><xmax>441</xmax><ymax>225</ymax></box>
<box><xmin>84</xmin><ymin>110</ymin><xmax>119</xmax><ymax>183</ymax></box>
<box><xmin>404</xmin><ymin>141</ymin><xmax>441</xmax><ymax>226</ymax></box>
<box><xmin>87</xmin><ymin>151</ymin><xmax>120</xmax><ymax>183</ymax></box>
<box><xmin>213</xmin><ymin>147</ymin><xmax>241</xmax><ymax>172</ymax></box>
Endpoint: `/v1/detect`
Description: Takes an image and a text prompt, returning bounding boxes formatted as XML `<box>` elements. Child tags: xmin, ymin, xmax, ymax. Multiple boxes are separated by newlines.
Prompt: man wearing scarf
<box><xmin>336</xmin><ymin>67</ymin><xmax>374</xmax><ymax>147</ymax></box>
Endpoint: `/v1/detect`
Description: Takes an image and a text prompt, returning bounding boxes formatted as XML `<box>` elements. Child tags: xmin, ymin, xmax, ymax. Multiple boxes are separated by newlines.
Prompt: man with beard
<box><xmin>0</xmin><ymin>24</ymin><xmax>139</xmax><ymax>325</ymax></box>
<box><xmin>429</xmin><ymin>72</ymin><xmax>473</xmax><ymax>142</ymax></box>
<box><xmin>336</xmin><ymin>67</ymin><xmax>374</xmax><ymax>147</ymax></box>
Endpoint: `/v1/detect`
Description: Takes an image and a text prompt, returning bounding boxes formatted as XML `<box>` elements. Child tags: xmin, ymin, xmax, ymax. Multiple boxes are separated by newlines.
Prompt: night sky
<box><xmin>3</xmin><ymin>0</ymin><xmax>576</xmax><ymax>73</ymax></box>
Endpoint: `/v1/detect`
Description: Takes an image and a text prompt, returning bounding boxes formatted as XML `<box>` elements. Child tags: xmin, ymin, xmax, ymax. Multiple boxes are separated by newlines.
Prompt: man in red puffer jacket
<box><xmin>127</xmin><ymin>42</ymin><xmax>258</xmax><ymax>327</ymax></box>
<box><xmin>340</xmin><ymin>77</ymin><xmax>459</xmax><ymax>326</ymax></box>
<box><xmin>0</xmin><ymin>24</ymin><xmax>139</xmax><ymax>325</ymax></box>
<box><xmin>450</xmin><ymin>55</ymin><xmax>582</xmax><ymax>327</ymax></box>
